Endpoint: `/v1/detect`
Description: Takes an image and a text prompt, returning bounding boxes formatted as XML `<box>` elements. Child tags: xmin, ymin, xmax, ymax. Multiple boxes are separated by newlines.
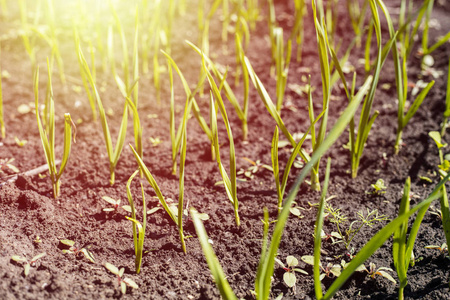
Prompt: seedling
<box><xmin>238</xmin><ymin>157</ymin><xmax>272</xmax><ymax>180</ymax></box>
<box><xmin>34</xmin><ymin>61</ymin><xmax>74</xmax><ymax>198</ymax></box>
<box><xmin>0</xmin><ymin>158</ymin><xmax>19</xmax><ymax>174</ymax></box>
<box><xmin>77</xmin><ymin>44</ymin><xmax>131</xmax><ymax>186</ymax></box>
<box><xmin>275</xmin><ymin>256</ymin><xmax>307</xmax><ymax>293</ymax></box>
<box><xmin>369</xmin><ymin>179</ymin><xmax>387</xmax><ymax>195</ymax></box>
<box><xmin>60</xmin><ymin>240</ymin><xmax>95</xmax><ymax>263</ymax></box>
<box><xmin>327</xmin><ymin>205</ymin><xmax>388</xmax><ymax>249</ymax></box>
<box><xmin>205</xmin><ymin>56</ymin><xmax>240</xmax><ymax>227</ymax></box>
<box><xmin>363</xmin><ymin>262</ymin><xmax>396</xmax><ymax>284</ymax></box>
<box><xmin>125</xmin><ymin>170</ymin><xmax>147</xmax><ymax>273</ymax></box>
<box><xmin>425</xmin><ymin>242</ymin><xmax>448</xmax><ymax>255</ymax></box>
<box><xmin>149</xmin><ymin>137</ymin><xmax>162</xmax><ymax>147</ymax></box>
<box><xmin>102</xmin><ymin>196</ymin><xmax>131</xmax><ymax>213</ymax></box>
<box><xmin>429</xmin><ymin>131</ymin><xmax>450</xmax><ymax>255</ymax></box>
<box><xmin>14</xmin><ymin>137</ymin><xmax>27</xmax><ymax>147</ymax></box>
<box><xmin>104</xmin><ymin>262</ymin><xmax>138</xmax><ymax>294</ymax></box>
<box><xmin>301</xmin><ymin>255</ymin><xmax>341</xmax><ymax>281</ymax></box>
<box><xmin>0</xmin><ymin>44</ymin><xmax>4</xmax><ymax>139</ymax></box>
<box><xmin>11</xmin><ymin>252</ymin><xmax>46</xmax><ymax>277</ymax></box>
<box><xmin>289</xmin><ymin>201</ymin><xmax>305</xmax><ymax>219</ymax></box>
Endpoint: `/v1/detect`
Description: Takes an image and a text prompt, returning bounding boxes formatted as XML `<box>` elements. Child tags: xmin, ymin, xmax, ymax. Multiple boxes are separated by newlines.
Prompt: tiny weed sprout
<box><xmin>301</xmin><ymin>255</ymin><xmax>341</xmax><ymax>281</ymax></box>
<box><xmin>11</xmin><ymin>253</ymin><xmax>46</xmax><ymax>277</ymax></box>
<box><xmin>60</xmin><ymin>240</ymin><xmax>95</xmax><ymax>263</ymax></box>
<box><xmin>102</xmin><ymin>196</ymin><xmax>131</xmax><ymax>213</ymax></box>
<box><xmin>326</xmin><ymin>205</ymin><xmax>388</xmax><ymax>249</ymax></box>
<box><xmin>0</xmin><ymin>158</ymin><xmax>19</xmax><ymax>175</ymax></box>
<box><xmin>238</xmin><ymin>157</ymin><xmax>272</xmax><ymax>180</ymax></box>
<box><xmin>14</xmin><ymin>137</ymin><xmax>27</xmax><ymax>147</ymax></box>
<box><xmin>34</xmin><ymin>61</ymin><xmax>74</xmax><ymax>198</ymax></box>
<box><xmin>362</xmin><ymin>262</ymin><xmax>396</xmax><ymax>284</ymax></box>
<box><xmin>274</xmin><ymin>255</ymin><xmax>307</xmax><ymax>293</ymax></box>
<box><xmin>104</xmin><ymin>262</ymin><xmax>138</xmax><ymax>295</ymax></box>
<box><xmin>425</xmin><ymin>242</ymin><xmax>449</xmax><ymax>255</ymax></box>
<box><xmin>369</xmin><ymin>179</ymin><xmax>387</xmax><ymax>195</ymax></box>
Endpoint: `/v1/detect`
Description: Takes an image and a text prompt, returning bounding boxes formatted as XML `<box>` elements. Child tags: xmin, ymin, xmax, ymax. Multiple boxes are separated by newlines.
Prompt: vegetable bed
<box><xmin>0</xmin><ymin>0</ymin><xmax>449</xmax><ymax>299</ymax></box>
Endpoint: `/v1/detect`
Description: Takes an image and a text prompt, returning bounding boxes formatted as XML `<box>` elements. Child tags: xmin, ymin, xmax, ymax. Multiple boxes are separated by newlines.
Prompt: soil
<box><xmin>0</xmin><ymin>0</ymin><xmax>450</xmax><ymax>299</ymax></box>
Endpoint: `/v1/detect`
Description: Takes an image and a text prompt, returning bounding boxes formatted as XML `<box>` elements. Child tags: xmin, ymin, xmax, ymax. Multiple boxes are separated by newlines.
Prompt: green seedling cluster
<box><xmin>125</xmin><ymin>170</ymin><xmax>147</xmax><ymax>273</ymax></box>
<box><xmin>34</xmin><ymin>60</ymin><xmax>74</xmax><ymax>198</ymax></box>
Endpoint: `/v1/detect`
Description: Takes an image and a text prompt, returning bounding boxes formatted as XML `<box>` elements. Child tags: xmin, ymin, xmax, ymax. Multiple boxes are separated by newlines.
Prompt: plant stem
<box><xmin>53</xmin><ymin>179</ymin><xmax>60</xmax><ymax>199</ymax></box>
<box><xmin>110</xmin><ymin>169</ymin><xmax>115</xmax><ymax>186</ymax></box>
<box><xmin>394</xmin><ymin>130</ymin><xmax>403</xmax><ymax>155</ymax></box>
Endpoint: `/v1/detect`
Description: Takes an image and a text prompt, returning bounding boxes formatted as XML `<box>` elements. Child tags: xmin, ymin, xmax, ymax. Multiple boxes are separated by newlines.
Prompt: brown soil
<box><xmin>1</xmin><ymin>0</ymin><xmax>450</xmax><ymax>299</ymax></box>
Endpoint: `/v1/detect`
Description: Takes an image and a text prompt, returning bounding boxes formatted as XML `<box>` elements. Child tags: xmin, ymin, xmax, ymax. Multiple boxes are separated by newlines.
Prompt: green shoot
<box><xmin>289</xmin><ymin>0</ymin><xmax>306</xmax><ymax>62</ymax></box>
<box><xmin>77</xmin><ymin>45</ymin><xmax>129</xmax><ymax>186</ymax></box>
<box><xmin>205</xmin><ymin>56</ymin><xmax>239</xmax><ymax>226</ymax></box>
<box><xmin>348</xmin><ymin>0</ymin><xmax>397</xmax><ymax>178</ymax></box>
<box><xmin>267</xmin><ymin>0</ymin><xmax>277</xmax><ymax>67</ymax></box>
<box><xmin>421</xmin><ymin>0</ymin><xmax>450</xmax><ymax>56</ymax></box>
<box><xmin>392</xmin><ymin>177</ymin><xmax>411</xmax><ymax>300</ymax></box>
<box><xmin>130</xmin><ymin>92</ymin><xmax>189</xmax><ymax>254</ymax></box>
<box><xmin>130</xmin><ymin>144</ymin><xmax>187</xmax><ymax>253</ymax></box>
<box><xmin>271</xmin><ymin>109</ymin><xmax>325</xmax><ymax>213</ymax></box>
<box><xmin>18</xmin><ymin>0</ymin><xmax>39</xmax><ymax>73</ymax></box>
<box><xmin>274</xmin><ymin>27</ymin><xmax>292</xmax><ymax>114</ymax></box>
<box><xmin>74</xmin><ymin>28</ymin><xmax>97</xmax><ymax>122</ymax></box>
<box><xmin>11</xmin><ymin>253</ymin><xmax>46</xmax><ymax>277</ymax></box>
<box><xmin>428</xmin><ymin>131</ymin><xmax>450</xmax><ymax>255</ymax></box>
<box><xmin>162</xmin><ymin>50</ymin><xmax>211</xmax><ymax>173</ymax></box>
<box><xmin>187</xmin><ymin>40</ymin><xmax>249</xmax><ymax>141</ymax></box>
<box><xmin>190</xmin><ymin>208</ymin><xmax>237</xmax><ymax>300</ymax></box>
<box><xmin>391</xmin><ymin>0</ymin><xmax>435</xmax><ymax>154</ymax></box>
<box><xmin>310</xmin><ymin>0</ymin><xmax>331</xmax><ymax>191</ymax></box>
<box><xmin>312</xmin><ymin>157</ymin><xmax>332</xmax><ymax>298</ymax></box>
<box><xmin>441</xmin><ymin>57</ymin><xmax>450</xmax><ymax>137</ymax></box>
<box><xmin>44</xmin><ymin>0</ymin><xmax>65</xmax><ymax>85</ymax></box>
<box><xmin>346</xmin><ymin>0</ymin><xmax>368</xmax><ymax>46</ymax></box>
<box><xmin>104</xmin><ymin>262</ymin><xmax>138</xmax><ymax>294</ymax></box>
<box><xmin>243</xmin><ymin>56</ymin><xmax>310</xmax><ymax>165</ymax></box>
<box><xmin>0</xmin><ymin>43</ymin><xmax>4</xmax><ymax>139</ymax></box>
<box><xmin>34</xmin><ymin>62</ymin><xmax>74</xmax><ymax>198</ymax></box>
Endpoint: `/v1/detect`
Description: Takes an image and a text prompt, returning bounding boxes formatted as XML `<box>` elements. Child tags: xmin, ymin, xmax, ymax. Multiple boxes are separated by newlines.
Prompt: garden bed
<box><xmin>0</xmin><ymin>0</ymin><xmax>449</xmax><ymax>299</ymax></box>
